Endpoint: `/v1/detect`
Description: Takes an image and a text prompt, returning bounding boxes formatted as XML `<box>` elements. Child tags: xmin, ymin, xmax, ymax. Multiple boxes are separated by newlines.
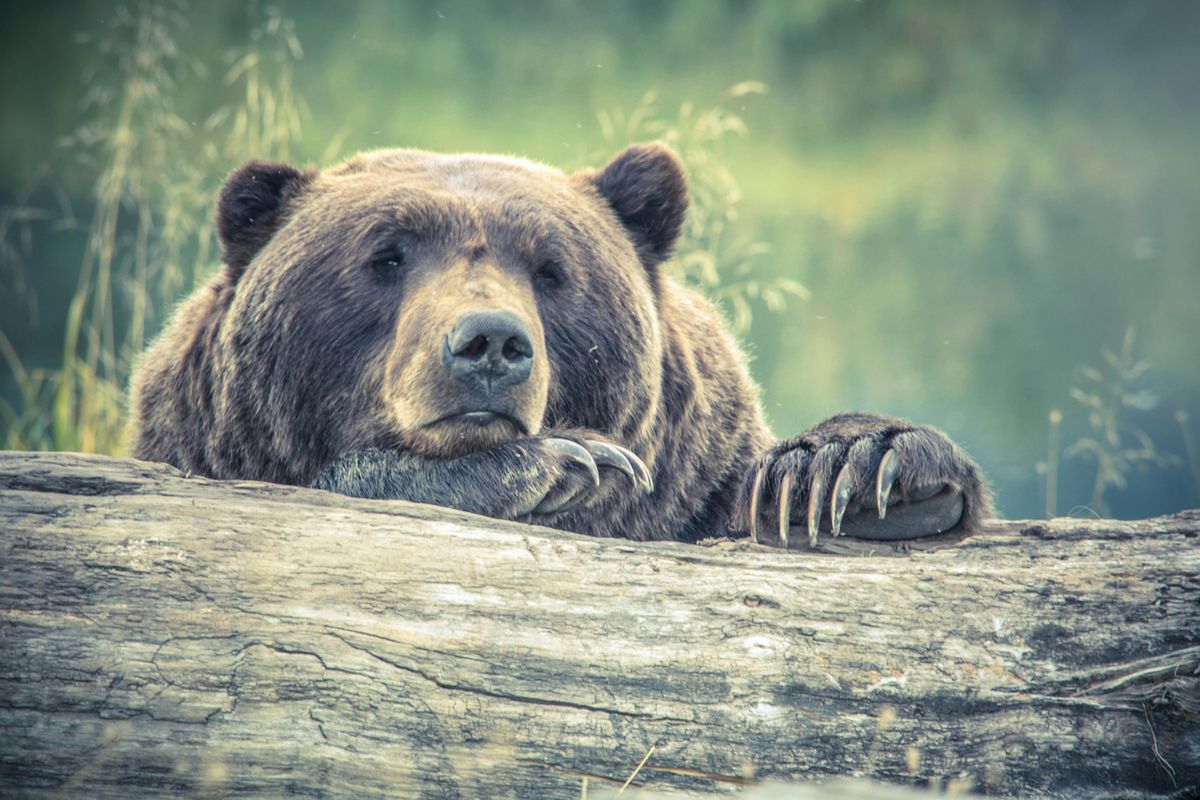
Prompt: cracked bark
<box><xmin>0</xmin><ymin>451</ymin><xmax>1197</xmax><ymax>800</ymax></box>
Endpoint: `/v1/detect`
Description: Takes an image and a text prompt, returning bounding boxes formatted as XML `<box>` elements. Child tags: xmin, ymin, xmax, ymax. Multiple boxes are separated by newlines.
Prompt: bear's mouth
<box><xmin>406</xmin><ymin>410</ymin><xmax>530</xmax><ymax>458</ymax></box>
<box><xmin>423</xmin><ymin>410</ymin><xmax>529</xmax><ymax>438</ymax></box>
<box><xmin>433</xmin><ymin>410</ymin><xmax>528</xmax><ymax>434</ymax></box>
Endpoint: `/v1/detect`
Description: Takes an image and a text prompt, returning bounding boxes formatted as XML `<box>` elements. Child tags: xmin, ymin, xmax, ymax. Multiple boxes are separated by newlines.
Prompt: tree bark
<box><xmin>1</xmin><ymin>451</ymin><xmax>1197</xmax><ymax>799</ymax></box>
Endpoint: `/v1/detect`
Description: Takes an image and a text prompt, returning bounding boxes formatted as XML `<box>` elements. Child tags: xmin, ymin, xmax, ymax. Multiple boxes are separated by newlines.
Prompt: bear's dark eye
<box><xmin>369</xmin><ymin>245</ymin><xmax>408</xmax><ymax>277</ymax></box>
<box><xmin>534</xmin><ymin>260</ymin><xmax>564</xmax><ymax>290</ymax></box>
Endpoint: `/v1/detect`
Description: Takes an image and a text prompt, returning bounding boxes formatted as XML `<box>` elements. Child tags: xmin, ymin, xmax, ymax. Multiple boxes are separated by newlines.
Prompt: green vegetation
<box><xmin>2</xmin><ymin>3</ymin><xmax>303</xmax><ymax>453</ymax></box>
<box><xmin>2</xmin><ymin>0</ymin><xmax>1198</xmax><ymax>518</ymax></box>
<box><xmin>1062</xmin><ymin>327</ymin><xmax>1178</xmax><ymax>516</ymax></box>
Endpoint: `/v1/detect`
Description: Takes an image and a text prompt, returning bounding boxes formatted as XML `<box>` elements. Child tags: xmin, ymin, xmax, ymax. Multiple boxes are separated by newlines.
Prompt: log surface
<box><xmin>1</xmin><ymin>451</ymin><xmax>1198</xmax><ymax>799</ymax></box>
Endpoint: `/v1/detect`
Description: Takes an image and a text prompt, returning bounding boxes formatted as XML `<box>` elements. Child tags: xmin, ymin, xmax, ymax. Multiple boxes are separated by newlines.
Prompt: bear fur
<box><xmin>130</xmin><ymin>144</ymin><xmax>991</xmax><ymax>543</ymax></box>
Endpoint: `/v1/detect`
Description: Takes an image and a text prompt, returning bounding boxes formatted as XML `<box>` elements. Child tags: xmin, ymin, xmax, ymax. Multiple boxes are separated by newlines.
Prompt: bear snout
<box><xmin>443</xmin><ymin>309</ymin><xmax>534</xmax><ymax>391</ymax></box>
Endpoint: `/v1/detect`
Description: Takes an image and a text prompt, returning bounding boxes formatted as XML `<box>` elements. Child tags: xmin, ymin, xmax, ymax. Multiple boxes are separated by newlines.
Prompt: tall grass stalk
<box><xmin>2</xmin><ymin>1</ymin><xmax>304</xmax><ymax>453</ymax></box>
<box><xmin>1045</xmin><ymin>408</ymin><xmax>1061</xmax><ymax>517</ymax></box>
<box><xmin>1065</xmin><ymin>326</ymin><xmax>1176</xmax><ymax>515</ymax></box>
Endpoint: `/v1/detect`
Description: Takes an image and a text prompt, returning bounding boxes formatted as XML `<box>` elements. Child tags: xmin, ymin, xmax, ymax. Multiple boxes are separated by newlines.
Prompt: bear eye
<box><xmin>534</xmin><ymin>260</ymin><xmax>564</xmax><ymax>289</ymax></box>
<box><xmin>370</xmin><ymin>245</ymin><xmax>408</xmax><ymax>276</ymax></box>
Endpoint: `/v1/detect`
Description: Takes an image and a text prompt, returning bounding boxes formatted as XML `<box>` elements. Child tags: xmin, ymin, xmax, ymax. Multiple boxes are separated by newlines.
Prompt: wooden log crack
<box><xmin>1</xmin><ymin>451</ymin><xmax>1198</xmax><ymax>799</ymax></box>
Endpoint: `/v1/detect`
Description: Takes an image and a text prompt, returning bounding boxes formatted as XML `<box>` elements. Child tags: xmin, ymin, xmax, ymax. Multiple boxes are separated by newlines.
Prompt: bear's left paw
<box><xmin>737</xmin><ymin>413</ymin><xmax>991</xmax><ymax>546</ymax></box>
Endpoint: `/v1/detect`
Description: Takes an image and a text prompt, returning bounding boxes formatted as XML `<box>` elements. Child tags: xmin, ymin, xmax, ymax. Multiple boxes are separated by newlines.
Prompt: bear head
<box><xmin>212</xmin><ymin>144</ymin><xmax>688</xmax><ymax>476</ymax></box>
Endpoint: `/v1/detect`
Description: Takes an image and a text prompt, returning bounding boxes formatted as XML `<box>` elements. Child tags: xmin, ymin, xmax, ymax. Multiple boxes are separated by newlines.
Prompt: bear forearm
<box><xmin>312</xmin><ymin>447</ymin><xmax>533</xmax><ymax>519</ymax></box>
<box><xmin>312</xmin><ymin>438</ymin><xmax>624</xmax><ymax>523</ymax></box>
<box><xmin>312</xmin><ymin>448</ymin><xmax>413</xmax><ymax>499</ymax></box>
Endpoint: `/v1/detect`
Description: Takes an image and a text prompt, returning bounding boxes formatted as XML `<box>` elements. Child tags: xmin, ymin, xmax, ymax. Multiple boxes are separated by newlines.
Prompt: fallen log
<box><xmin>0</xmin><ymin>451</ymin><xmax>1197</xmax><ymax>799</ymax></box>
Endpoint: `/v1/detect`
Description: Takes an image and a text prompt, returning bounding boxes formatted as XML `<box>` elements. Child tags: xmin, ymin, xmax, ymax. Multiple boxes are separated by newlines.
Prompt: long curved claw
<box><xmin>830</xmin><ymin>464</ymin><xmax>854</xmax><ymax>537</ymax></box>
<box><xmin>585</xmin><ymin>441</ymin><xmax>637</xmax><ymax>485</ymax></box>
<box><xmin>807</xmin><ymin>473</ymin><xmax>827</xmax><ymax>546</ymax></box>
<box><xmin>544</xmin><ymin>438</ymin><xmax>600</xmax><ymax>487</ymax></box>
<box><xmin>876</xmin><ymin>448</ymin><xmax>900</xmax><ymax>519</ymax></box>
<box><xmin>748</xmin><ymin>464</ymin><xmax>766</xmax><ymax>544</ymax></box>
<box><xmin>621</xmin><ymin>446</ymin><xmax>655</xmax><ymax>494</ymax></box>
<box><xmin>777</xmin><ymin>472</ymin><xmax>793</xmax><ymax>549</ymax></box>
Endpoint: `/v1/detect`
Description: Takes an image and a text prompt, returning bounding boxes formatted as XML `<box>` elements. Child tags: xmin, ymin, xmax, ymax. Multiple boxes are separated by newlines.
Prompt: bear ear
<box><xmin>589</xmin><ymin>143</ymin><xmax>689</xmax><ymax>268</ymax></box>
<box><xmin>216</xmin><ymin>160</ymin><xmax>314</xmax><ymax>282</ymax></box>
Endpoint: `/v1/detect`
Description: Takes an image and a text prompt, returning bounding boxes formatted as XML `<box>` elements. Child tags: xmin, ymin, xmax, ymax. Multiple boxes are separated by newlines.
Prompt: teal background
<box><xmin>2</xmin><ymin>1</ymin><xmax>1199</xmax><ymax>519</ymax></box>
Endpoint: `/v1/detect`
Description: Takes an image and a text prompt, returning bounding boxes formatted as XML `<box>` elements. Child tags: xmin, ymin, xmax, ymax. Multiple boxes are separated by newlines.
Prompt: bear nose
<box><xmin>444</xmin><ymin>309</ymin><xmax>534</xmax><ymax>389</ymax></box>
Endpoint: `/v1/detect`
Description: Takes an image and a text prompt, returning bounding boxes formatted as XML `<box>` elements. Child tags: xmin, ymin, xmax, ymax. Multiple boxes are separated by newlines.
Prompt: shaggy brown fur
<box><xmin>130</xmin><ymin>144</ymin><xmax>991</xmax><ymax>543</ymax></box>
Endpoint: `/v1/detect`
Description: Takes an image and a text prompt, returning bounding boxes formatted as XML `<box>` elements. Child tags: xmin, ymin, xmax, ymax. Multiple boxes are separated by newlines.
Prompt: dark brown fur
<box><xmin>131</xmin><ymin>144</ymin><xmax>990</xmax><ymax>543</ymax></box>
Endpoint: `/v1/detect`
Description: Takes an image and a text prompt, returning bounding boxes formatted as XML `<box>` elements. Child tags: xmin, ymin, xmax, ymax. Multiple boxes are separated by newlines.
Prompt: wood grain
<box><xmin>1</xmin><ymin>452</ymin><xmax>1197</xmax><ymax>799</ymax></box>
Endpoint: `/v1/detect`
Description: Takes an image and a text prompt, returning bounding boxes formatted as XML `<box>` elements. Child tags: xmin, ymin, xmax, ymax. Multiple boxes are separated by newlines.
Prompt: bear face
<box><xmin>133</xmin><ymin>143</ymin><xmax>990</xmax><ymax>543</ymax></box>
<box><xmin>140</xmin><ymin>146</ymin><xmax>687</xmax><ymax>488</ymax></box>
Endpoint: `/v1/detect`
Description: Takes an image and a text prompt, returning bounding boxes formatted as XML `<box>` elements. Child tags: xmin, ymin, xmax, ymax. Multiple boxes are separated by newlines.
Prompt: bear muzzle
<box><xmin>397</xmin><ymin>308</ymin><xmax>544</xmax><ymax>449</ymax></box>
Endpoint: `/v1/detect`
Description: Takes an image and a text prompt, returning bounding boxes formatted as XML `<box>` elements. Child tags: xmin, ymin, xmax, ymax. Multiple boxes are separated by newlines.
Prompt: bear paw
<box><xmin>520</xmin><ymin>438</ymin><xmax>653</xmax><ymax>518</ymax></box>
<box><xmin>737</xmin><ymin>413</ymin><xmax>990</xmax><ymax>546</ymax></box>
<box><xmin>312</xmin><ymin>437</ymin><xmax>653</xmax><ymax>524</ymax></box>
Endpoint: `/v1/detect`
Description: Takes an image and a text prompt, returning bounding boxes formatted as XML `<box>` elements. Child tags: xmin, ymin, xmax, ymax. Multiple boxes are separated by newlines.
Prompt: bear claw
<box><xmin>777</xmin><ymin>472</ymin><xmax>793</xmax><ymax>548</ymax></box>
<box><xmin>739</xmin><ymin>414</ymin><xmax>988</xmax><ymax>545</ymax></box>
<box><xmin>585</xmin><ymin>440</ymin><xmax>654</xmax><ymax>494</ymax></box>
<box><xmin>585</xmin><ymin>440</ymin><xmax>635</xmax><ymax>483</ymax></box>
<box><xmin>830</xmin><ymin>464</ymin><xmax>855</xmax><ymax>538</ymax></box>
<box><xmin>876</xmin><ymin>448</ymin><xmax>899</xmax><ymax>520</ymax></box>
<box><xmin>806</xmin><ymin>472</ymin><xmax>829</xmax><ymax>546</ymax></box>
<box><xmin>543</xmin><ymin>438</ymin><xmax>600</xmax><ymax>487</ymax></box>
<box><xmin>748</xmin><ymin>465</ymin><xmax>766</xmax><ymax>544</ymax></box>
<box><xmin>531</xmin><ymin>438</ymin><xmax>654</xmax><ymax>517</ymax></box>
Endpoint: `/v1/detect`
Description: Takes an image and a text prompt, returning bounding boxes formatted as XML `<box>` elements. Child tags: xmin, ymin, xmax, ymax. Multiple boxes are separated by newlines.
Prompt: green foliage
<box><xmin>1063</xmin><ymin>327</ymin><xmax>1177</xmax><ymax>516</ymax></box>
<box><xmin>596</xmin><ymin>85</ymin><xmax>808</xmax><ymax>332</ymax></box>
<box><xmin>0</xmin><ymin>6</ymin><xmax>804</xmax><ymax>453</ymax></box>
<box><xmin>0</xmin><ymin>330</ymin><xmax>60</xmax><ymax>450</ymax></box>
<box><xmin>1</xmin><ymin>1</ymin><xmax>304</xmax><ymax>452</ymax></box>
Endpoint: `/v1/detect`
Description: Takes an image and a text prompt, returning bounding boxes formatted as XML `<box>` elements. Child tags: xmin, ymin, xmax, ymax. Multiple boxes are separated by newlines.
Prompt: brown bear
<box><xmin>129</xmin><ymin>144</ymin><xmax>991</xmax><ymax>545</ymax></box>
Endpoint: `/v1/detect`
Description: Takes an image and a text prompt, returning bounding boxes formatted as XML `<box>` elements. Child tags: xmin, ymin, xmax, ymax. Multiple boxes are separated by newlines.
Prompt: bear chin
<box><xmin>404</xmin><ymin>412</ymin><xmax>530</xmax><ymax>460</ymax></box>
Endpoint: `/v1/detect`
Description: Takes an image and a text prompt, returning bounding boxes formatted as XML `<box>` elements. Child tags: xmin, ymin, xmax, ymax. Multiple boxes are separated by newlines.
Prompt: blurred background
<box><xmin>2</xmin><ymin>0</ymin><xmax>1198</xmax><ymax>520</ymax></box>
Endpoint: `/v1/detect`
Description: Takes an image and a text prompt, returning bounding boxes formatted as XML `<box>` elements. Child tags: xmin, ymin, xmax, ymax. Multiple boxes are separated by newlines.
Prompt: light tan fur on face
<box><xmin>384</xmin><ymin>251</ymin><xmax>549</xmax><ymax>458</ymax></box>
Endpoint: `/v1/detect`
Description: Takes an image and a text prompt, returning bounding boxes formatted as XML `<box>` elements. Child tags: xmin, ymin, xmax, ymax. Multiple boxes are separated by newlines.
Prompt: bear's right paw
<box><xmin>512</xmin><ymin>437</ymin><xmax>653</xmax><ymax>519</ymax></box>
<box><xmin>312</xmin><ymin>438</ymin><xmax>653</xmax><ymax>522</ymax></box>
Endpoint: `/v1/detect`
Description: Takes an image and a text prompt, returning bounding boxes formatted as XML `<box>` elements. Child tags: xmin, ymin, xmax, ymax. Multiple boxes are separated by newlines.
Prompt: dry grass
<box><xmin>1</xmin><ymin>1</ymin><xmax>304</xmax><ymax>453</ymax></box>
